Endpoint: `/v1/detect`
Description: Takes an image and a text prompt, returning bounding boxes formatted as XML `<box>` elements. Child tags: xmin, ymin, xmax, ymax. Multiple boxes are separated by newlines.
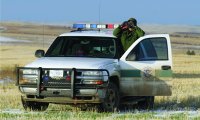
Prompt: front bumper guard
<box><xmin>16</xmin><ymin>67</ymin><xmax>109</xmax><ymax>99</ymax></box>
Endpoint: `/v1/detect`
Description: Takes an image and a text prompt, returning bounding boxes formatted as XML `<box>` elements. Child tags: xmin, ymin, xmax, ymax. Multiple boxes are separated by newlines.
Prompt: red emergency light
<box><xmin>106</xmin><ymin>24</ymin><xmax>114</xmax><ymax>29</ymax></box>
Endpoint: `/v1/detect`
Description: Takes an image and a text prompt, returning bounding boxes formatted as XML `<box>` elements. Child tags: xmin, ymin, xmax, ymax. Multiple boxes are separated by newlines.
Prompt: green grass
<box><xmin>0</xmin><ymin>107</ymin><xmax>199</xmax><ymax>120</ymax></box>
<box><xmin>0</xmin><ymin>111</ymin><xmax>111</xmax><ymax>120</ymax></box>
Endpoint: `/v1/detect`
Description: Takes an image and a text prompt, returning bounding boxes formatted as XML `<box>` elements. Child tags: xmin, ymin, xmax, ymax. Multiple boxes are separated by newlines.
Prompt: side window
<box><xmin>140</xmin><ymin>39</ymin><xmax>157</xmax><ymax>60</ymax></box>
<box><xmin>126</xmin><ymin>37</ymin><xmax>168</xmax><ymax>61</ymax></box>
<box><xmin>150</xmin><ymin>37</ymin><xmax>168</xmax><ymax>60</ymax></box>
<box><xmin>126</xmin><ymin>44</ymin><xmax>144</xmax><ymax>61</ymax></box>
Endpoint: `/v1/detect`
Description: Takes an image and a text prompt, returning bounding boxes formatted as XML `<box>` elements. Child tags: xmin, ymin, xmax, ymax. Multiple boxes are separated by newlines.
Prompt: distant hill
<box><xmin>139</xmin><ymin>24</ymin><xmax>200</xmax><ymax>34</ymax></box>
<box><xmin>1</xmin><ymin>21</ymin><xmax>200</xmax><ymax>36</ymax></box>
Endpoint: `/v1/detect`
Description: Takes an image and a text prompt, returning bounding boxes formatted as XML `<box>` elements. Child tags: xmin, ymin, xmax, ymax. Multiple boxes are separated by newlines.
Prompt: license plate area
<box><xmin>42</xmin><ymin>69</ymin><xmax>72</xmax><ymax>87</ymax></box>
<box><xmin>49</xmin><ymin>70</ymin><xmax>64</xmax><ymax>78</ymax></box>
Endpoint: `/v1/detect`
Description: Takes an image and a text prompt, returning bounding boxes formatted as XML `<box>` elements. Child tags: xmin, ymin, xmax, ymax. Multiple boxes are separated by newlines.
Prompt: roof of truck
<box><xmin>59</xmin><ymin>30</ymin><xmax>116</xmax><ymax>38</ymax></box>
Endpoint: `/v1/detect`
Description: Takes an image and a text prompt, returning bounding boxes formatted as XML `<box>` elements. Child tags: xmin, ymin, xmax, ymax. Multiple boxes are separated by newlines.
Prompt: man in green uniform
<box><xmin>113</xmin><ymin>18</ymin><xmax>145</xmax><ymax>51</ymax></box>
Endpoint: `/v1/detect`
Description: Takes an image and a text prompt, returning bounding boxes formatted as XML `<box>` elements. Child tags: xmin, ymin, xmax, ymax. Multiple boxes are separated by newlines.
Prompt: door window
<box><xmin>126</xmin><ymin>37</ymin><xmax>168</xmax><ymax>61</ymax></box>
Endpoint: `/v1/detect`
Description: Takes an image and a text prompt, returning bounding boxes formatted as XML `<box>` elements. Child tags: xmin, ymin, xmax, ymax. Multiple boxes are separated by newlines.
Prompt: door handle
<box><xmin>162</xmin><ymin>65</ymin><xmax>171</xmax><ymax>70</ymax></box>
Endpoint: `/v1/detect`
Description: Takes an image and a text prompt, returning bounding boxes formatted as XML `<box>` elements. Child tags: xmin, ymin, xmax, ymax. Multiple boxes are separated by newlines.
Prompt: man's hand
<box><xmin>121</xmin><ymin>21</ymin><xmax>128</xmax><ymax>30</ymax></box>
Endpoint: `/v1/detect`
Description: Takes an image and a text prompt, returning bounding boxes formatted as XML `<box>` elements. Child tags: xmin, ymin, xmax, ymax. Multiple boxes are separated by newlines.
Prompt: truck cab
<box><xmin>17</xmin><ymin>29</ymin><xmax>172</xmax><ymax>112</ymax></box>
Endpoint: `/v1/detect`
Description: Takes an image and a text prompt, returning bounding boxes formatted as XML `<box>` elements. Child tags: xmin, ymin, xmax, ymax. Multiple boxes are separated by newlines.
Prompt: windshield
<box><xmin>45</xmin><ymin>36</ymin><xmax>116</xmax><ymax>58</ymax></box>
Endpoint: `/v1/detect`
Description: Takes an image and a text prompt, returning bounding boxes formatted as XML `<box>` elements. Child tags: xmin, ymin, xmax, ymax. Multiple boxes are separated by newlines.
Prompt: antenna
<box><xmin>42</xmin><ymin>23</ymin><xmax>44</xmax><ymax>49</ymax></box>
<box><xmin>98</xmin><ymin>0</ymin><xmax>102</xmax><ymax>31</ymax></box>
<box><xmin>98</xmin><ymin>0</ymin><xmax>101</xmax><ymax>25</ymax></box>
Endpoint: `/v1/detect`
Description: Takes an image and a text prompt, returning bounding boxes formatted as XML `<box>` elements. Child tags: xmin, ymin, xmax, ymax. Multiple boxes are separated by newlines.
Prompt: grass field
<box><xmin>1</xmin><ymin>22</ymin><xmax>200</xmax><ymax>119</ymax></box>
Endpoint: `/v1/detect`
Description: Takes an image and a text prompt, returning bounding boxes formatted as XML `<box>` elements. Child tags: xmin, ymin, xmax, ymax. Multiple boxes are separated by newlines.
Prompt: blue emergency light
<box><xmin>90</xmin><ymin>24</ymin><xmax>97</xmax><ymax>28</ymax></box>
<box><xmin>73</xmin><ymin>24</ymin><xmax>86</xmax><ymax>28</ymax></box>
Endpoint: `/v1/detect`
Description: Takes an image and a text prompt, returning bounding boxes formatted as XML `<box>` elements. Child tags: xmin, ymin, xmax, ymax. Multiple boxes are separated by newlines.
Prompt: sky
<box><xmin>0</xmin><ymin>0</ymin><xmax>200</xmax><ymax>25</ymax></box>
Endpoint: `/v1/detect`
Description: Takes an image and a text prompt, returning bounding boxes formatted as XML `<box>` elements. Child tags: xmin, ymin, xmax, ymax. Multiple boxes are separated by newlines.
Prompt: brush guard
<box><xmin>16</xmin><ymin>67</ymin><xmax>109</xmax><ymax>98</ymax></box>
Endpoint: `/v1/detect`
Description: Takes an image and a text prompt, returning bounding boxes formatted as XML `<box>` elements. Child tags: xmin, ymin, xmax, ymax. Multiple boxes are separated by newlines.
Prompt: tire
<box><xmin>21</xmin><ymin>96</ymin><xmax>49</xmax><ymax>111</ymax></box>
<box><xmin>137</xmin><ymin>96</ymin><xmax>154</xmax><ymax>110</ymax></box>
<box><xmin>99</xmin><ymin>82</ymin><xmax>120</xmax><ymax>112</ymax></box>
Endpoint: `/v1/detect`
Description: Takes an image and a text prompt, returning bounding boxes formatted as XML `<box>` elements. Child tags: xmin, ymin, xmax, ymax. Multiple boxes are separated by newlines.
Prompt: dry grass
<box><xmin>171</xmin><ymin>36</ymin><xmax>200</xmax><ymax>45</ymax></box>
<box><xmin>1</xmin><ymin>22</ymin><xmax>200</xmax><ymax>119</ymax></box>
<box><xmin>0</xmin><ymin>85</ymin><xmax>22</xmax><ymax>109</ymax></box>
<box><xmin>0</xmin><ymin>45</ymin><xmax>41</xmax><ymax>79</ymax></box>
<box><xmin>0</xmin><ymin>86</ymin><xmax>200</xmax><ymax>119</ymax></box>
<box><xmin>0</xmin><ymin>45</ymin><xmax>38</xmax><ymax>66</ymax></box>
<box><xmin>173</xmin><ymin>54</ymin><xmax>200</xmax><ymax>73</ymax></box>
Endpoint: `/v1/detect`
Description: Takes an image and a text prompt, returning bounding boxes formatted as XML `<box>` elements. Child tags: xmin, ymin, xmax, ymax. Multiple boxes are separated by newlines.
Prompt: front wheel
<box><xmin>21</xmin><ymin>96</ymin><xmax>49</xmax><ymax>111</ymax></box>
<box><xmin>99</xmin><ymin>82</ymin><xmax>120</xmax><ymax>112</ymax></box>
<box><xmin>137</xmin><ymin>96</ymin><xmax>154</xmax><ymax>110</ymax></box>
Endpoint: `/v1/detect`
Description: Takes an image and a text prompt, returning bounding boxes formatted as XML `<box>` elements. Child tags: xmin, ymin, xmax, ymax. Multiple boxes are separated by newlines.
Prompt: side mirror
<box><xmin>35</xmin><ymin>50</ymin><xmax>45</xmax><ymax>58</ymax></box>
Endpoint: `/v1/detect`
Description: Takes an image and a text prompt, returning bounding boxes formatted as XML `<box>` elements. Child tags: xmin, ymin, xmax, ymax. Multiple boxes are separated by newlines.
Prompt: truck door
<box><xmin>119</xmin><ymin>34</ymin><xmax>172</xmax><ymax>96</ymax></box>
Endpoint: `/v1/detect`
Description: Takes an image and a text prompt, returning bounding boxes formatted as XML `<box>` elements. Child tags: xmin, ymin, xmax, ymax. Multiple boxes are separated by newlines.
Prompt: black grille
<box><xmin>42</xmin><ymin>69</ymin><xmax>72</xmax><ymax>88</ymax></box>
<box><xmin>41</xmin><ymin>70</ymin><xmax>84</xmax><ymax>88</ymax></box>
<box><xmin>43</xmin><ymin>82</ymin><xmax>71</xmax><ymax>88</ymax></box>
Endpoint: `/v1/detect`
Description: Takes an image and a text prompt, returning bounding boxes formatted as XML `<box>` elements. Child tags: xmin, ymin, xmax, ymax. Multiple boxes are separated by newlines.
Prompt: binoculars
<box><xmin>121</xmin><ymin>21</ymin><xmax>135</xmax><ymax>29</ymax></box>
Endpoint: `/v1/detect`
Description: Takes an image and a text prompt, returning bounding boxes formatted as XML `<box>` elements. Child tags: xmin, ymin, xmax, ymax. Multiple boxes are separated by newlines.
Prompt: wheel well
<box><xmin>109</xmin><ymin>76</ymin><xmax>120</xmax><ymax>89</ymax></box>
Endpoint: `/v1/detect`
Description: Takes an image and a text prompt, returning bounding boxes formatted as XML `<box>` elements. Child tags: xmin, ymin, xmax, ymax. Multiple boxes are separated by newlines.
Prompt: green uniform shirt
<box><xmin>113</xmin><ymin>26</ymin><xmax>145</xmax><ymax>51</ymax></box>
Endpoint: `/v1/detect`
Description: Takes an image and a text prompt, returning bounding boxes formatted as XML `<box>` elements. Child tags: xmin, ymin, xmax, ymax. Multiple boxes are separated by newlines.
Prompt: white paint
<box><xmin>59</xmin><ymin>31</ymin><xmax>115</xmax><ymax>37</ymax></box>
<box><xmin>26</xmin><ymin>57</ymin><xmax>115</xmax><ymax>69</ymax></box>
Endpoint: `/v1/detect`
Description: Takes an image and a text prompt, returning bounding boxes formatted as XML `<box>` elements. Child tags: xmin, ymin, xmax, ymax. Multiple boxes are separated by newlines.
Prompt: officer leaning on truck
<box><xmin>113</xmin><ymin>18</ymin><xmax>145</xmax><ymax>51</ymax></box>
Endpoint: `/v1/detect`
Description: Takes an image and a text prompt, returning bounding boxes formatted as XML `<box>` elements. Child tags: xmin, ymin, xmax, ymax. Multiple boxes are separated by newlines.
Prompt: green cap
<box><xmin>128</xmin><ymin>18</ymin><xmax>137</xmax><ymax>26</ymax></box>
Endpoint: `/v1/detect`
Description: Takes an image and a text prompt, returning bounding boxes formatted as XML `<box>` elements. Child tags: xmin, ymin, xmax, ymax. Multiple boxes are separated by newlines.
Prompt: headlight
<box><xmin>23</xmin><ymin>69</ymin><xmax>39</xmax><ymax>75</ymax></box>
<box><xmin>19</xmin><ymin>69</ymin><xmax>39</xmax><ymax>84</ymax></box>
<box><xmin>81</xmin><ymin>71</ymin><xmax>108</xmax><ymax>84</ymax></box>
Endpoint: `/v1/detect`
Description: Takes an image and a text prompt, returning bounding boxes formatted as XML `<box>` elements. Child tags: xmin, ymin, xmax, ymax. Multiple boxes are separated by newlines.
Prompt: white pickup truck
<box><xmin>16</xmin><ymin>29</ymin><xmax>172</xmax><ymax>112</ymax></box>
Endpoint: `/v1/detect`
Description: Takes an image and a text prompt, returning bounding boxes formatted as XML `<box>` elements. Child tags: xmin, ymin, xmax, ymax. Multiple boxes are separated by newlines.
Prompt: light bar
<box><xmin>90</xmin><ymin>24</ymin><xmax>97</xmax><ymax>28</ymax></box>
<box><xmin>106</xmin><ymin>24</ymin><xmax>114</xmax><ymax>29</ymax></box>
<box><xmin>73</xmin><ymin>23</ymin><xmax>119</xmax><ymax>29</ymax></box>
<box><xmin>114</xmin><ymin>24</ymin><xmax>119</xmax><ymax>28</ymax></box>
<box><xmin>86</xmin><ymin>24</ymin><xmax>90</xmax><ymax>28</ymax></box>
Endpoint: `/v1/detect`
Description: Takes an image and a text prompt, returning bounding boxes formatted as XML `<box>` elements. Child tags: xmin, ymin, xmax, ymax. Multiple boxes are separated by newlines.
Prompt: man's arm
<box><xmin>113</xmin><ymin>26</ymin><xmax>123</xmax><ymax>38</ymax></box>
<box><xmin>135</xmin><ymin>27</ymin><xmax>145</xmax><ymax>37</ymax></box>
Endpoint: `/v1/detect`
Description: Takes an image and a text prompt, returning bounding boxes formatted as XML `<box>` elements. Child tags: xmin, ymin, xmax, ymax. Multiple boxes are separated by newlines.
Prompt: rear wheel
<box><xmin>21</xmin><ymin>96</ymin><xmax>49</xmax><ymax>111</ymax></box>
<box><xmin>137</xmin><ymin>96</ymin><xmax>154</xmax><ymax>110</ymax></box>
<box><xmin>99</xmin><ymin>82</ymin><xmax>119</xmax><ymax>112</ymax></box>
